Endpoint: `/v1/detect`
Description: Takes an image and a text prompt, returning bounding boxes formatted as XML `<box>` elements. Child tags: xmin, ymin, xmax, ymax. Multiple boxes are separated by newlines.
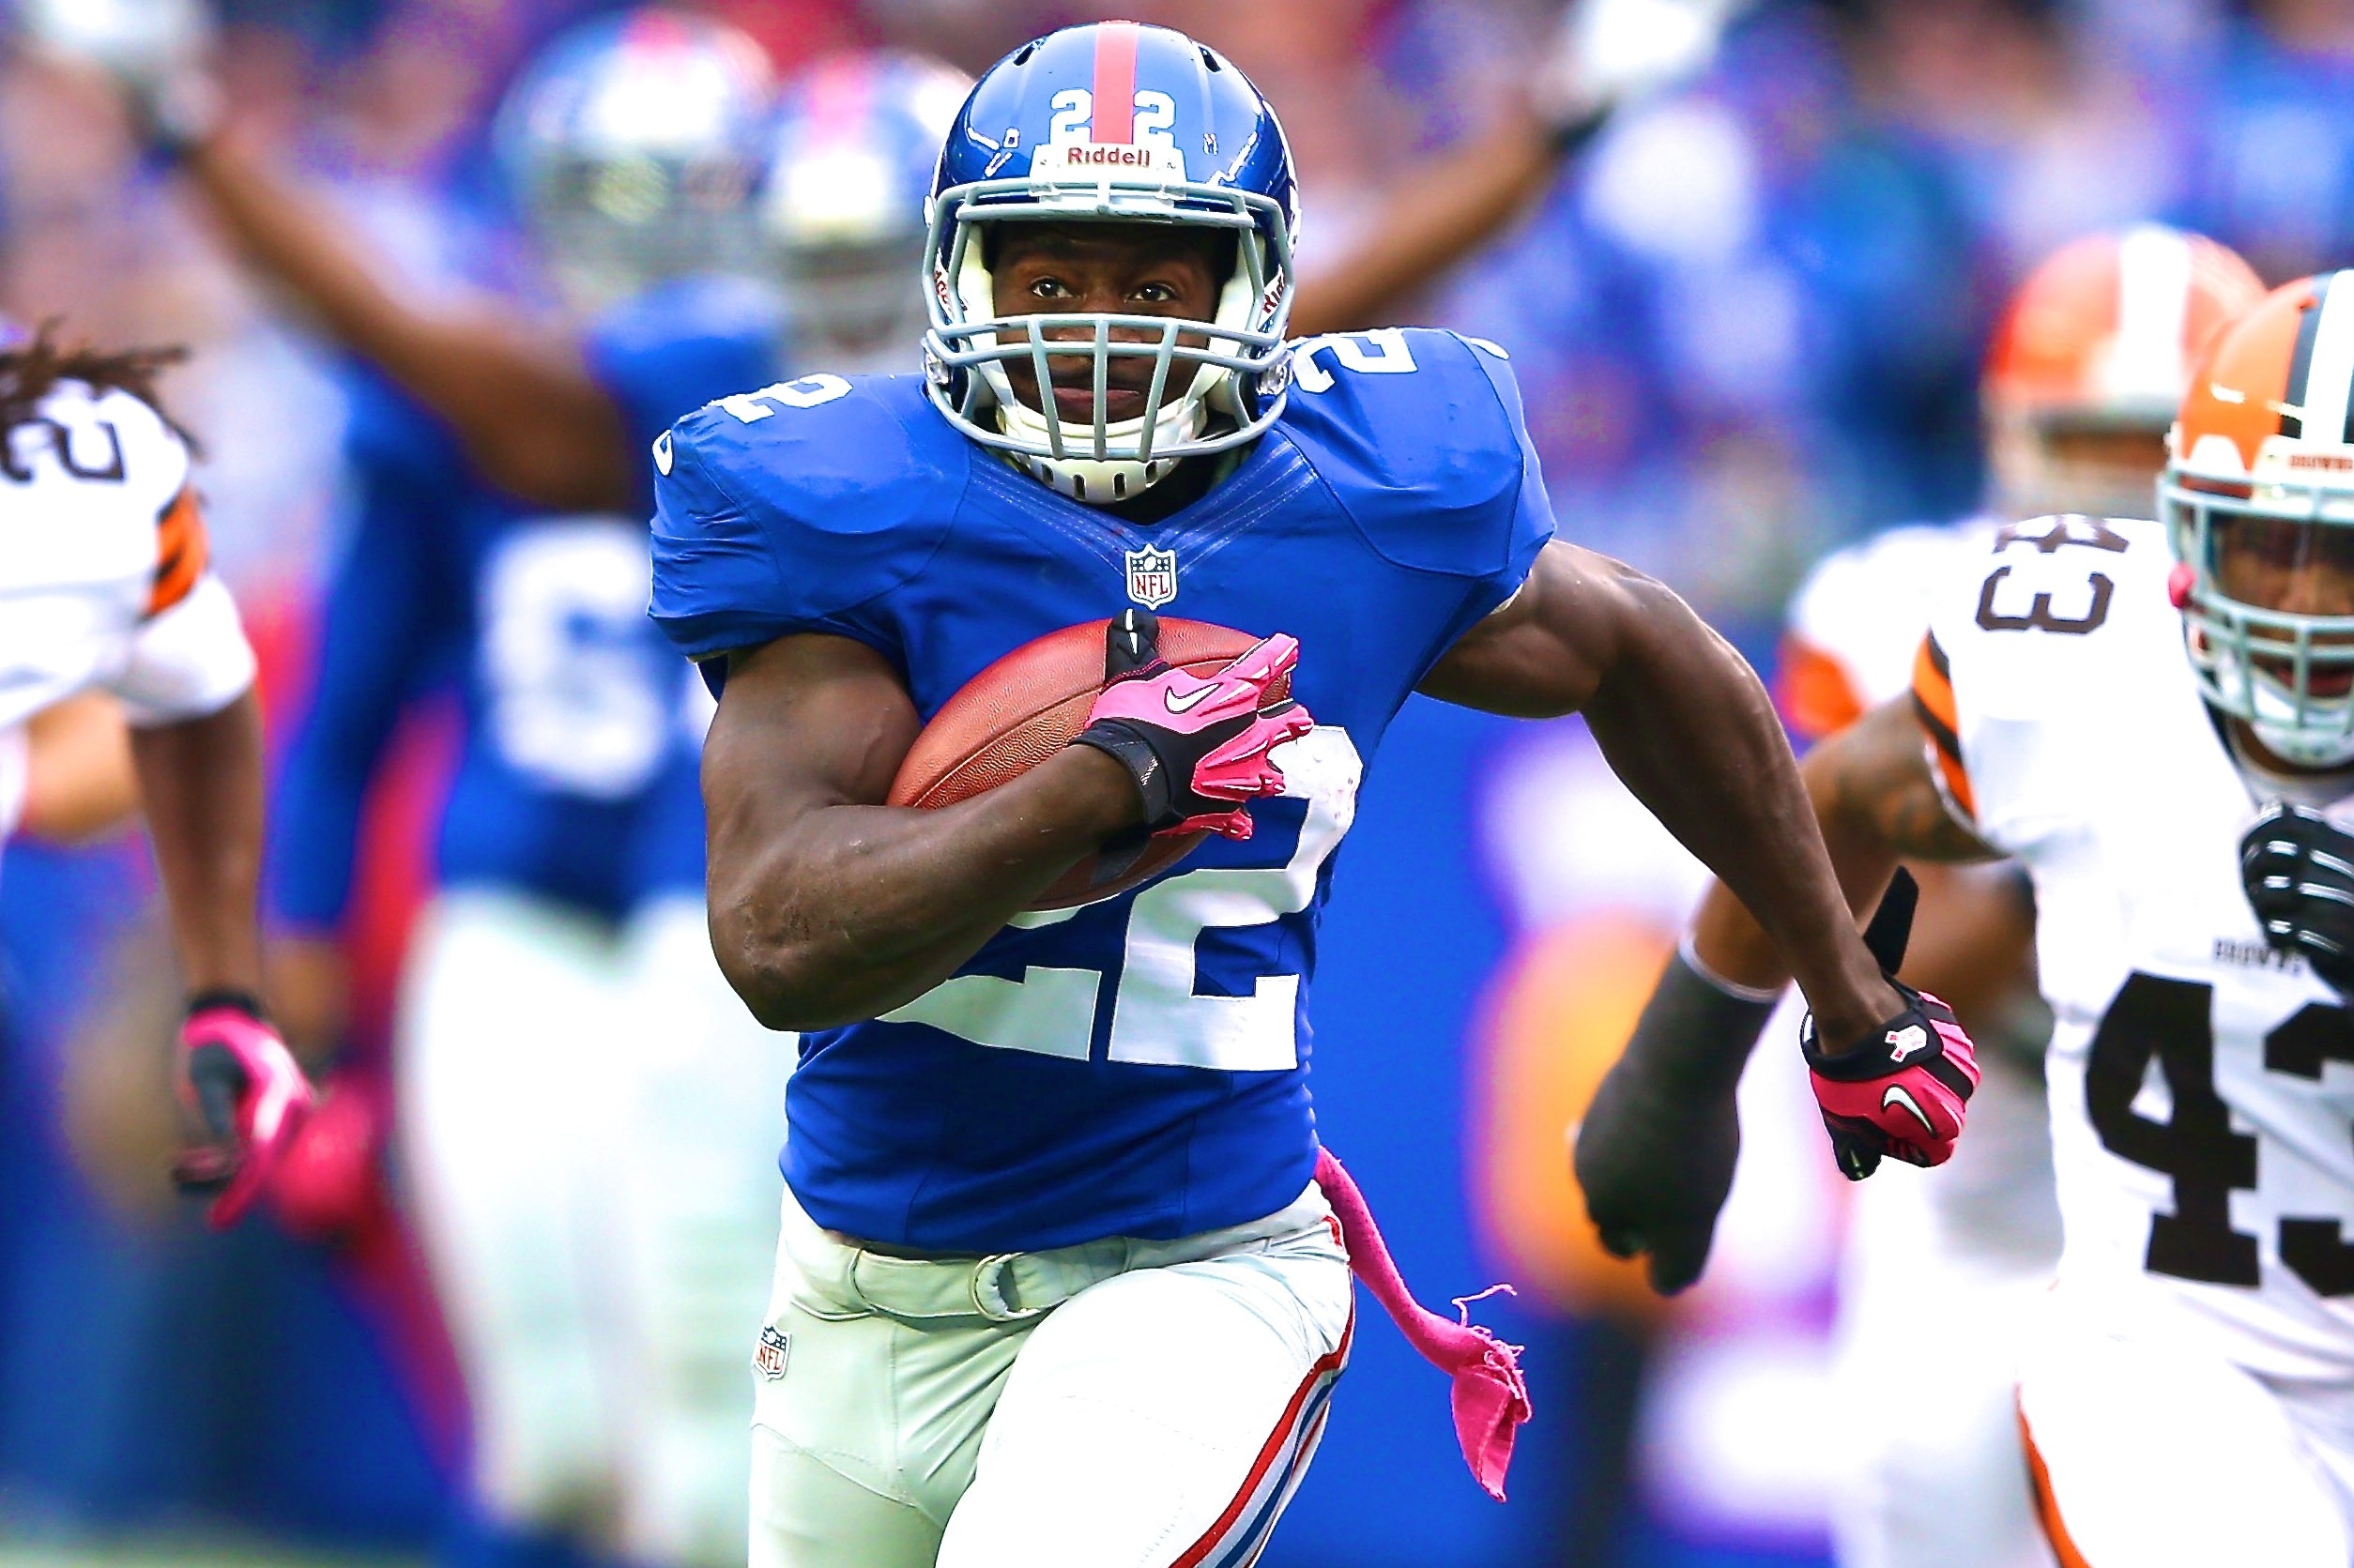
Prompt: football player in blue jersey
<box><xmin>649</xmin><ymin>22</ymin><xmax>1981</xmax><ymax>1568</ymax></box>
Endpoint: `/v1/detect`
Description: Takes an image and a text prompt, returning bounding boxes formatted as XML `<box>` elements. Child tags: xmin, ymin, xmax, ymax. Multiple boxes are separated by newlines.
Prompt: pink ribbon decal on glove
<box><xmin>1314</xmin><ymin>1147</ymin><xmax>1532</xmax><ymax>1500</ymax></box>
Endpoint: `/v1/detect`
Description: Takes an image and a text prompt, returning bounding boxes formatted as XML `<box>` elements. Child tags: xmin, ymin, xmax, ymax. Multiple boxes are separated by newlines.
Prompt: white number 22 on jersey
<box><xmin>880</xmin><ymin>726</ymin><xmax>1363</xmax><ymax>1072</ymax></box>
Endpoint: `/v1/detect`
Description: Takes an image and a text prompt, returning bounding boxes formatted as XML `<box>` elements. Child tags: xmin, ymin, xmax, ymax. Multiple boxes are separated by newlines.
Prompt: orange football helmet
<box><xmin>1984</xmin><ymin>224</ymin><xmax>2266</xmax><ymax>521</ymax></box>
<box><xmin>2166</xmin><ymin>272</ymin><xmax>2354</xmax><ymax>768</ymax></box>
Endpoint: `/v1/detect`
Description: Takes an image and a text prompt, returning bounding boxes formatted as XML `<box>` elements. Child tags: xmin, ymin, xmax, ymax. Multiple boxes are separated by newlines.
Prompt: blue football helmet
<box><xmin>494</xmin><ymin>8</ymin><xmax>775</xmax><ymax>311</ymax></box>
<box><xmin>763</xmin><ymin>51</ymin><xmax>971</xmax><ymax>371</ymax></box>
<box><xmin>922</xmin><ymin>22</ymin><xmax>1301</xmax><ymax>503</ymax></box>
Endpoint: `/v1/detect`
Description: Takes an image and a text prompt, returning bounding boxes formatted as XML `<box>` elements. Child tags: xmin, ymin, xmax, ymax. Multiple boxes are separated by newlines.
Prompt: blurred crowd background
<box><xmin>1</xmin><ymin>0</ymin><xmax>2350</xmax><ymax>1566</ymax></box>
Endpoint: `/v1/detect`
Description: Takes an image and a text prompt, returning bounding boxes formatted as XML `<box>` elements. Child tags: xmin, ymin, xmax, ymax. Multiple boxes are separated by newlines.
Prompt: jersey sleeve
<box><xmin>1915</xmin><ymin>514</ymin><xmax>2176</xmax><ymax>857</ymax></box>
<box><xmin>1779</xmin><ymin>523</ymin><xmax>1988</xmax><ymax>742</ymax></box>
<box><xmin>265</xmin><ymin>438</ymin><xmax>451</xmax><ymax>934</ymax></box>
<box><xmin>648</xmin><ymin>378</ymin><xmax>964</xmax><ymax>667</ymax></box>
<box><xmin>1288</xmin><ymin>328</ymin><xmax>1556</xmax><ymax>646</ymax></box>
<box><xmin>107</xmin><ymin>574</ymin><xmax>256</xmax><ymax>724</ymax></box>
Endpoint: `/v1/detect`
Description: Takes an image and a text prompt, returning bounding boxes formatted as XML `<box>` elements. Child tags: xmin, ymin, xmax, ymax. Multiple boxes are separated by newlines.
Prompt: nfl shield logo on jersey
<box><xmin>754</xmin><ymin>1325</ymin><xmax>789</xmax><ymax>1381</ymax></box>
<box><xmin>1125</xmin><ymin>546</ymin><xmax>1178</xmax><ymax>609</ymax></box>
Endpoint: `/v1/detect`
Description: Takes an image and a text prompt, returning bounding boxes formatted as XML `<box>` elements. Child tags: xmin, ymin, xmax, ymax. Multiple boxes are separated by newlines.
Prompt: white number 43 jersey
<box><xmin>0</xmin><ymin>378</ymin><xmax>254</xmax><ymax>737</ymax></box>
<box><xmin>1916</xmin><ymin>512</ymin><xmax>2354</xmax><ymax>1378</ymax></box>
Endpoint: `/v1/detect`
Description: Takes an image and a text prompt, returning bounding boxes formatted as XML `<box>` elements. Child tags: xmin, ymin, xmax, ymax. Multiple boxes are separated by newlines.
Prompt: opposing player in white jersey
<box><xmin>1772</xmin><ymin>226</ymin><xmax>2264</xmax><ymax>1568</ymax></box>
<box><xmin>1582</xmin><ymin>270</ymin><xmax>2354</xmax><ymax>1564</ymax></box>
<box><xmin>0</xmin><ymin>327</ymin><xmax>310</xmax><ymax>1225</ymax></box>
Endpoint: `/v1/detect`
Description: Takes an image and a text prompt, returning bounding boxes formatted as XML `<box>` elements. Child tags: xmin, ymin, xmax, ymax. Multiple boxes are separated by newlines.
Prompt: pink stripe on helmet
<box><xmin>1090</xmin><ymin>21</ymin><xmax>1139</xmax><ymax>143</ymax></box>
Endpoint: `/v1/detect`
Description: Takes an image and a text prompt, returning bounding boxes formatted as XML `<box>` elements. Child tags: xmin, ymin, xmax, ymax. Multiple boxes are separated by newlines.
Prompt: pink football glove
<box><xmin>268</xmin><ymin>1070</ymin><xmax>391</xmax><ymax>1244</ymax></box>
<box><xmin>172</xmin><ymin>994</ymin><xmax>315</xmax><ymax>1228</ymax></box>
<box><xmin>1799</xmin><ymin>870</ymin><xmax>1980</xmax><ymax>1180</ymax></box>
<box><xmin>1071</xmin><ymin>608</ymin><xmax>1315</xmax><ymax>841</ymax></box>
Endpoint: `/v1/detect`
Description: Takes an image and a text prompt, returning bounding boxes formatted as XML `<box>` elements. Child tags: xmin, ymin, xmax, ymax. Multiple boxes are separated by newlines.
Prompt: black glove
<box><xmin>2241</xmin><ymin>801</ymin><xmax>2354</xmax><ymax>994</ymax></box>
<box><xmin>1573</xmin><ymin>945</ymin><xmax>1777</xmax><ymax>1294</ymax></box>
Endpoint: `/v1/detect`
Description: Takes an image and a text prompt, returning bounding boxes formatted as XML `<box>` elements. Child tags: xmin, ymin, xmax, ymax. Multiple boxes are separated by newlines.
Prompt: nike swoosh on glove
<box><xmin>2241</xmin><ymin>800</ymin><xmax>2354</xmax><ymax>996</ymax></box>
<box><xmin>1070</xmin><ymin>608</ymin><xmax>1315</xmax><ymax>841</ymax></box>
<box><xmin>173</xmin><ymin>994</ymin><xmax>315</xmax><ymax>1228</ymax></box>
<box><xmin>1800</xmin><ymin>869</ymin><xmax>1981</xmax><ymax>1180</ymax></box>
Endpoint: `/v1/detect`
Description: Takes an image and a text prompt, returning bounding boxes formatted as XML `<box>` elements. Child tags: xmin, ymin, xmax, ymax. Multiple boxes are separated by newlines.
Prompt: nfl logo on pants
<box><xmin>1125</xmin><ymin>546</ymin><xmax>1177</xmax><ymax>609</ymax></box>
<box><xmin>755</xmin><ymin>1326</ymin><xmax>789</xmax><ymax>1381</ymax></box>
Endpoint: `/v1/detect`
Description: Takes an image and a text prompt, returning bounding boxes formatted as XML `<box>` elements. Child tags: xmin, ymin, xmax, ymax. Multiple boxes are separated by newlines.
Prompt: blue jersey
<box><xmin>650</xmin><ymin>327</ymin><xmax>1553</xmax><ymax>1253</ymax></box>
<box><xmin>269</xmin><ymin>275</ymin><xmax>781</xmax><ymax>933</ymax></box>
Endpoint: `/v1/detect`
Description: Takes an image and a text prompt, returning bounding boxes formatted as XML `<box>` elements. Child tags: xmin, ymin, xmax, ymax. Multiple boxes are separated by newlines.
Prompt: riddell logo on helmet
<box><xmin>2285</xmin><ymin>452</ymin><xmax>2354</xmax><ymax>472</ymax></box>
<box><xmin>1031</xmin><ymin>143</ymin><xmax>1186</xmax><ymax>180</ymax></box>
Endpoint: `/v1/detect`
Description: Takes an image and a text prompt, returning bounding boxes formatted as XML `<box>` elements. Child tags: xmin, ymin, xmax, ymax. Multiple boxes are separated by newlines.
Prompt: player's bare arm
<box><xmin>1286</xmin><ymin>100</ymin><xmax>1565</xmax><ymax>339</ymax></box>
<box><xmin>20</xmin><ymin>693</ymin><xmax>137</xmax><ymax>843</ymax></box>
<box><xmin>701</xmin><ymin>633</ymin><xmax>1143</xmax><ymax>1031</ymax></box>
<box><xmin>175</xmin><ymin>131</ymin><xmax>634</xmax><ymax>510</ymax></box>
<box><xmin>133</xmin><ymin>688</ymin><xmax>268</xmax><ymax>998</ymax></box>
<box><xmin>1422</xmin><ymin>539</ymin><xmax>1903</xmax><ymax>1046</ymax></box>
<box><xmin>1690</xmin><ymin>693</ymin><xmax>2000</xmax><ymax>993</ymax></box>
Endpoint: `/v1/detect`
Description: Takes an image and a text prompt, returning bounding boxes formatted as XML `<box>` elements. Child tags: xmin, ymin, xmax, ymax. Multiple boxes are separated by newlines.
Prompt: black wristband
<box><xmin>186</xmin><ymin>988</ymin><xmax>267</xmax><ymax>1022</ymax></box>
<box><xmin>1623</xmin><ymin>948</ymin><xmax>1779</xmax><ymax>1101</ymax></box>
<box><xmin>1071</xmin><ymin>722</ymin><xmax>1175</xmax><ymax>829</ymax></box>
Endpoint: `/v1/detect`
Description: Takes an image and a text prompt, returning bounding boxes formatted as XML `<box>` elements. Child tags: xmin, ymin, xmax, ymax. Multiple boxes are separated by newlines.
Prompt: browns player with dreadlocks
<box><xmin>0</xmin><ymin>326</ymin><xmax>311</xmax><ymax>1226</ymax></box>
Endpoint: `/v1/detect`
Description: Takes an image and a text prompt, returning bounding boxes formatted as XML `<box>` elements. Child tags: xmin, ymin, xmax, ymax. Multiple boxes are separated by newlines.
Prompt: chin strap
<box><xmin>1314</xmin><ymin>1147</ymin><xmax>1532</xmax><ymax>1500</ymax></box>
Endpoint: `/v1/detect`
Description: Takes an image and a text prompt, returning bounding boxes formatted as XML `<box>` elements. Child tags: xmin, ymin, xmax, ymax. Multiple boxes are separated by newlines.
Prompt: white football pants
<box><xmin>749</xmin><ymin>1182</ymin><xmax>1354</xmax><ymax>1568</ymax></box>
<box><xmin>1830</xmin><ymin>1048</ymin><xmax>2061</xmax><ymax>1568</ymax></box>
<box><xmin>398</xmin><ymin>889</ymin><xmax>788</xmax><ymax>1565</ymax></box>
<box><xmin>2017</xmin><ymin>1282</ymin><xmax>2354</xmax><ymax>1568</ymax></box>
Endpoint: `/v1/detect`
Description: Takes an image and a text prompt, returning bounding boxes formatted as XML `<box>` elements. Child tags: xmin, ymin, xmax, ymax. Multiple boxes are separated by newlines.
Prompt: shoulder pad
<box><xmin>1278</xmin><ymin>327</ymin><xmax>1542</xmax><ymax>579</ymax></box>
<box><xmin>1785</xmin><ymin>519</ymin><xmax>2000</xmax><ymax>712</ymax></box>
<box><xmin>31</xmin><ymin>381</ymin><xmax>191</xmax><ymax>518</ymax></box>
<box><xmin>1924</xmin><ymin>514</ymin><xmax>2177</xmax><ymax>723</ymax></box>
<box><xmin>1919</xmin><ymin>515</ymin><xmax>2183</xmax><ymax>850</ymax></box>
<box><xmin>587</xmin><ymin>275</ymin><xmax>785</xmax><ymax>454</ymax></box>
<box><xmin>649</xmin><ymin>373</ymin><xmax>967</xmax><ymax>661</ymax></box>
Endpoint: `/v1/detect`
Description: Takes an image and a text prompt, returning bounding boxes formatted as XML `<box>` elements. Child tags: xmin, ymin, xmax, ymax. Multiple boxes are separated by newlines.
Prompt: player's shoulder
<box><xmin>586</xmin><ymin>273</ymin><xmax>786</xmax><ymax>446</ymax></box>
<box><xmin>1275</xmin><ymin>327</ymin><xmax>1535</xmax><ymax>576</ymax></box>
<box><xmin>650</xmin><ymin>373</ymin><xmax>968</xmax><ymax>657</ymax></box>
<box><xmin>593</xmin><ymin>272</ymin><xmax>783</xmax><ymax>358</ymax></box>
<box><xmin>656</xmin><ymin>371</ymin><xmax>965</xmax><ymax>518</ymax></box>
<box><xmin>1925</xmin><ymin>513</ymin><xmax>2179</xmax><ymax>723</ymax></box>
<box><xmin>20</xmin><ymin>378</ymin><xmax>191</xmax><ymax>510</ymax></box>
<box><xmin>1781</xmin><ymin>517</ymin><xmax>2005</xmax><ymax>725</ymax></box>
<box><xmin>1791</xmin><ymin>518</ymin><xmax>1999</xmax><ymax>639</ymax></box>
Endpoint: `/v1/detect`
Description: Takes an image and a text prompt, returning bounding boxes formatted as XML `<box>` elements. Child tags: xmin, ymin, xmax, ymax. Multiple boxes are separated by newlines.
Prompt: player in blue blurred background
<box><xmin>41</xmin><ymin>8</ymin><xmax>963</xmax><ymax>1566</ymax></box>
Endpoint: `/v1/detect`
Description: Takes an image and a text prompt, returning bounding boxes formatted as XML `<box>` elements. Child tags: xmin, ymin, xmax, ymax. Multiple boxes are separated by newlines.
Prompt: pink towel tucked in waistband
<box><xmin>1314</xmin><ymin>1147</ymin><xmax>1533</xmax><ymax>1501</ymax></box>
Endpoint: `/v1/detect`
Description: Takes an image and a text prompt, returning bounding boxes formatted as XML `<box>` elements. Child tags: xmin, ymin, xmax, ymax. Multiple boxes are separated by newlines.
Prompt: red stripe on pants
<box><xmin>1169</xmin><ymin>1311</ymin><xmax>1353</xmax><ymax>1568</ymax></box>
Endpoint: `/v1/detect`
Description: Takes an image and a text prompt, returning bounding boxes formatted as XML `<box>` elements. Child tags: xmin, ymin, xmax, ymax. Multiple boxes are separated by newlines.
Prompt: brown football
<box><xmin>886</xmin><ymin>617</ymin><xmax>1289</xmax><ymax>910</ymax></box>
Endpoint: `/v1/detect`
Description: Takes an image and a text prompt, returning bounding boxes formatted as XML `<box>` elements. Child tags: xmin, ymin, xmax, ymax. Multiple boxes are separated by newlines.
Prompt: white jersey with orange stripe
<box><xmin>1919</xmin><ymin>512</ymin><xmax>2354</xmax><ymax>1380</ymax></box>
<box><xmin>1781</xmin><ymin>517</ymin><xmax>2003</xmax><ymax>737</ymax></box>
<box><xmin>0</xmin><ymin>379</ymin><xmax>254</xmax><ymax>734</ymax></box>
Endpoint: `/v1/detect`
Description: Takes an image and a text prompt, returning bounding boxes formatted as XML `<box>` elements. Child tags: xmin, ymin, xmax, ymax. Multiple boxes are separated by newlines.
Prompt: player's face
<box><xmin>989</xmin><ymin>222</ymin><xmax>1226</xmax><ymax>423</ymax></box>
<box><xmin>2042</xmin><ymin>423</ymin><xmax>2169</xmax><ymax>482</ymax></box>
<box><xmin>1995</xmin><ymin>412</ymin><xmax>2172</xmax><ymax>521</ymax></box>
<box><xmin>2216</xmin><ymin>515</ymin><xmax>2354</xmax><ymax>696</ymax></box>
